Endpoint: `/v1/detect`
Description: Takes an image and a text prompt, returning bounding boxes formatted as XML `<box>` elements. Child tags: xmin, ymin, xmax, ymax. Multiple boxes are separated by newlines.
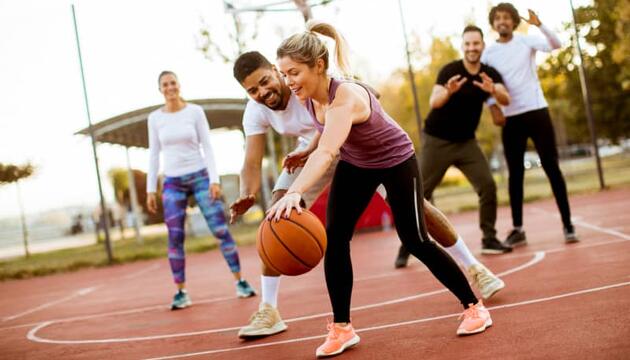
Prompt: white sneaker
<box><xmin>238</xmin><ymin>302</ymin><xmax>287</xmax><ymax>338</ymax></box>
<box><xmin>468</xmin><ymin>263</ymin><xmax>505</xmax><ymax>300</ymax></box>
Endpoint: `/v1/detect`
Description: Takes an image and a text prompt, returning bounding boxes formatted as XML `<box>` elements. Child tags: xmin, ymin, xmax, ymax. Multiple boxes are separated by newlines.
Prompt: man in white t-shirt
<box><xmin>230</xmin><ymin>51</ymin><xmax>335</xmax><ymax>339</ymax></box>
<box><xmin>482</xmin><ymin>3</ymin><xmax>578</xmax><ymax>247</ymax></box>
<box><xmin>229</xmin><ymin>51</ymin><xmax>505</xmax><ymax>339</ymax></box>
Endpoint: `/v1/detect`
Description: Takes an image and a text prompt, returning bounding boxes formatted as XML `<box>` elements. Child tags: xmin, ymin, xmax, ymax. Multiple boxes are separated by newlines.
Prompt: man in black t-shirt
<box><xmin>396</xmin><ymin>25</ymin><xmax>512</xmax><ymax>268</ymax></box>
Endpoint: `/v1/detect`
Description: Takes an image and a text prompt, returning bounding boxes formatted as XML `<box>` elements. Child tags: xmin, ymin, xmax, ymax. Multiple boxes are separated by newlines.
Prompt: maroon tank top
<box><xmin>306</xmin><ymin>78</ymin><xmax>414</xmax><ymax>168</ymax></box>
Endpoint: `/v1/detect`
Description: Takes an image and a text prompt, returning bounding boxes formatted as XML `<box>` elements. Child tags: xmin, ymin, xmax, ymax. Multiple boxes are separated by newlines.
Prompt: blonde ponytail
<box><xmin>277</xmin><ymin>20</ymin><xmax>352</xmax><ymax>77</ymax></box>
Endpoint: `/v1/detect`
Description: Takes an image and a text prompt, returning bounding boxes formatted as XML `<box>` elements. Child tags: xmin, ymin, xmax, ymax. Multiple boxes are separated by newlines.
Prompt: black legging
<box><xmin>325</xmin><ymin>155</ymin><xmax>477</xmax><ymax>323</ymax></box>
<box><xmin>502</xmin><ymin>108</ymin><xmax>573</xmax><ymax>230</ymax></box>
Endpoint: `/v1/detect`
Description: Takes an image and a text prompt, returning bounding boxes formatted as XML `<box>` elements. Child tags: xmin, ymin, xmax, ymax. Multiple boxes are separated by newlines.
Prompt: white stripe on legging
<box><xmin>413</xmin><ymin>176</ymin><xmax>422</xmax><ymax>241</ymax></box>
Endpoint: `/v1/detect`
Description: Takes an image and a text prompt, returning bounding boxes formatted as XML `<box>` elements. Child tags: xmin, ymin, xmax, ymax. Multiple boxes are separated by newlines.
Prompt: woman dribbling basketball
<box><xmin>266</xmin><ymin>21</ymin><xmax>493</xmax><ymax>358</ymax></box>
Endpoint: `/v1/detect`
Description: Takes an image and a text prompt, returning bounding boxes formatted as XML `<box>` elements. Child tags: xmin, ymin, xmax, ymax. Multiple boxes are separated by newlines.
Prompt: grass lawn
<box><xmin>0</xmin><ymin>223</ymin><xmax>259</xmax><ymax>281</ymax></box>
<box><xmin>433</xmin><ymin>153</ymin><xmax>630</xmax><ymax>214</ymax></box>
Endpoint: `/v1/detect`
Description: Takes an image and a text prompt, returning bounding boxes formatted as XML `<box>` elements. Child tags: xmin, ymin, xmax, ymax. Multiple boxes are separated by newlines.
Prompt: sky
<box><xmin>0</xmin><ymin>0</ymin><xmax>590</xmax><ymax>219</ymax></box>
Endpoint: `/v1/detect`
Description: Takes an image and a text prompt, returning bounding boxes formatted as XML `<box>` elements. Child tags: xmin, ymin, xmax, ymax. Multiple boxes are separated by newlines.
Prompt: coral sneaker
<box><xmin>315</xmin><ymin>322</ymin><xmax>360</xmax><ymax>358</ymax></box>
<box><xmin>457</xmin><ymin>301</ymin><xmax>492</xmax><ymax>335</ymax></box>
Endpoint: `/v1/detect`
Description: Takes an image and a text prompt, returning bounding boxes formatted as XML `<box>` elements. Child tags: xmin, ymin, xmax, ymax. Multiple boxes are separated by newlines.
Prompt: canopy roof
<box><xmin>75</xmin><ymin>98</ymin><xmax>247</xmax><ymax>148</ymax></box>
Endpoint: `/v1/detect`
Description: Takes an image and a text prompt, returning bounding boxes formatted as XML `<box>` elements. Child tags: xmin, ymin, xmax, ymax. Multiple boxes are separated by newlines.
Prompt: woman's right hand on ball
<box><xmin>266</xmin><ymin>192</ymin><xmax>302</xmax><ymax>222</ymax></box>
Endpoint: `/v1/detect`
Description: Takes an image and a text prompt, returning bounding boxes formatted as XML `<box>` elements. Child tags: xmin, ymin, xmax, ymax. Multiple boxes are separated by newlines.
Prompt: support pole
<box><xmin>125</xmin><ymin>147</ymin><xmax>143</xmax><ymax>244</ymax></box>
<box><xmin>71</xmin><ymin>5</ymin><xmax>113</xmax><ymax>262</ymax></box>
<box><xmin>397</xmin><ymin>0</ymin><xmax>423</xmax><ymax>141</ymax></box>
<box><xmin>569</xmin><ymin>0</ymin><xmax>605</xmax><ymax>189</ymax></box>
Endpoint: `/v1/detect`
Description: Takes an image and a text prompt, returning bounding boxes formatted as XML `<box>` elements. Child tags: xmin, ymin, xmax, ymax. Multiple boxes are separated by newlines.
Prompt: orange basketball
<box><xmin>256</xmin><ymin>209</ymin><xmax>327</xmax><ymax>276</ymax></box>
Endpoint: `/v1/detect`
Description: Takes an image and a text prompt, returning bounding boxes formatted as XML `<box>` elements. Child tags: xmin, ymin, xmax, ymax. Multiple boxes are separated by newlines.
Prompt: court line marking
<box><xmin>3</xmin><ymin>286</ymin><xmax>100</xmax><ymax>322</ymax></box>
<box><xmin>143</xmin><ymin>280</ymin><xmax>630</xmax><ymax>360</ymax></box>
<box><xmin>122</xmin><ymin>263</ymin><xmax>161</xmax><ymax>280</ymax></box>
<box><xmin>25</xmin><ymin>252</ymin><xmax>545</xmax><ymax>344</ymax></box>
<box><xmin>18</xmin><ymin>211</ymin><xmax>630</xmax><ymax>342</ymax></box>
<box><xmin>2</xmin><ymin>263</ymin><xmax>161</xmax><ymax>325</ymax></box>
<box><xmin>1</xmin><ymin>295</ymin><xmax>236</xmax><ymax>332</ymax></box>
<box><xmin>491</xmin><ymin>208</ymin><xmax>630</xmax><ymax>259</ymax></box>
<box><xmin>354</xmin><ymin>267</ymin><xmax>429</xmax><ymax>282</ymax></box>
<box><xmin>11</xmin><ymin>206</ymin><xmax>629</xmax><ymax>331</ymax></box>
<box><xmin>530</xmin><ymin>207</ymin><xmax>630</xmax><ymax>241</ymax></box>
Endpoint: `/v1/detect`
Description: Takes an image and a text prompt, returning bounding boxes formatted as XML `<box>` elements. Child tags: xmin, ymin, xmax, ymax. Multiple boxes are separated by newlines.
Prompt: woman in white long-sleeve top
<box><xmin>146</xmin><ymin>71</ymin><xmax>256</xmax><ymax>310</ymax></box>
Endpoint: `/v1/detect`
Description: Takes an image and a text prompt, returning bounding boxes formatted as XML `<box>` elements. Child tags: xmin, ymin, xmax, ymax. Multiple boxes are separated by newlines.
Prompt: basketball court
<box><xmin>1</xmin><ymin>188</ymin><xmax>629</xmax><ymax>359</ymax></box>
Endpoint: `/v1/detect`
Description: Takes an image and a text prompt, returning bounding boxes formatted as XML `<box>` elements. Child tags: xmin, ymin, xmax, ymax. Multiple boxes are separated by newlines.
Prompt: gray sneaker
<box><xmin>505</xmin><ymin>229</ymin><xmax>527</xmax><ymax>248</ymax></box>
<box><xmin>238</xmin><ymin>302</ymin><xmax>288</xmax><ymax>338</ymax></box>
<box><xmin>564</xmin><ymin>228</ymin><xmax>579</xmax><ymax>244</ymax></box>
<box><xmin>236</xmin><ymin>279</ymin><xmax>257</xmax><ymax>298</ymax></box>
<box><xmin>468</xmin><ymin>263</ymin><xmax>505</xmax><ymax>300</ymax></box>
<box><xmin>171</xmin><ymin>290</ymin><xmax>192</xmax><ymax>310</ymax></box>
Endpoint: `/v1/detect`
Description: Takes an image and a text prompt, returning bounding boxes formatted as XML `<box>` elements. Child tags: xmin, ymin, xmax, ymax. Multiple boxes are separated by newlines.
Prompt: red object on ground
<box><xmin>309</xmin><ymin>186</ymin><xmax>393</xmax><ymax>231</ymax></box>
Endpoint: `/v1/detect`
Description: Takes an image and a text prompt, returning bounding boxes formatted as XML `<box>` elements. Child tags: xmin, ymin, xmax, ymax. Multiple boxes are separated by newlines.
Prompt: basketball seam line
<box><xmin>285</xmin><ymin>216</ymin><xmax>325</xmax><ymax>257</ymax></box>
<box><xmin>268</xmin><ymin>221</ymin><xmax>314</xmax><ymax>269</ymax></box>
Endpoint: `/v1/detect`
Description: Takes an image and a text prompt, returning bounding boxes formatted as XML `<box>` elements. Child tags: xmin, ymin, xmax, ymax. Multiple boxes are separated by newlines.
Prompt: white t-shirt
<box><xmin>242</xmin><ymin>92</ymin><xmax>317</xmax><ymax>148</ymax></box>
<box><xmin>482</xmin><ymin>24</ymin><xmax>561</xmax><ymax>117</ymax></box>
<box><xmin>146</xmin><ymin>103</ymin><xmax>220</xmax><ymax>192</ymax></box>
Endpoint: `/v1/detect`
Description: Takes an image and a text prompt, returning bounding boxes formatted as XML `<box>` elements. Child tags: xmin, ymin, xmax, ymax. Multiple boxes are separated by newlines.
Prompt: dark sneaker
<box><xmin>481</xmin><ymin>237</ymin><xmax>513</xmax><ymax>254</ymax></box>
<box><xmin>564</xmin><ymin>227</ymin><xmax>579</xmax><ymax>244</ymax></box>
<box><xmin>236</xmin><ymin>279</ymin><xmax>257</xmax><ymax>298</ymax></box>
<box><xmin>171</xmin><ymin>290</ymin><xmax>192</xmax><ymax>310</ymax></box>
<box><xmin>394</xmin><ymin>245</ymin><xmax>410</xmax><ymax>268</ymax></box>
<box><xmin>504</xmin><ymin>229</ymin><xmax>527</xmax><ymax>248</ymax></box>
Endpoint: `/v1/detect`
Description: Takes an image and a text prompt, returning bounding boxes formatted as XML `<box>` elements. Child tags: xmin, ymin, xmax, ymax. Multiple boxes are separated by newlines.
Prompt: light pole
<box><xmin>569</xmin><ymin>0</ymin><xmax>605</xmax><ymax>189</ymax></box>
<box><xmin>397</xmin><ymin>0</ymin><xmax>423</xmax><ymax>142</ymax></box>
<box><xmin>71</xmin><ymin>5</ymin><xmax>114</xmax><ymax>263</ymax></box>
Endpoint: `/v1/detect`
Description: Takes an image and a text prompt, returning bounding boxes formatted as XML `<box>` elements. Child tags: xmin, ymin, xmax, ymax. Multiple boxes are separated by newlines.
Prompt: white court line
<box><xmin>144</xmin><ymin>280</ymin><xmax>630</xmax><ymax>360</ymax></box>
<box><xmin>2</xmin><ymin>263</ymin><xmax>163</xmax><ymax>328</ymax></box>
<box><xmin>3</xmin><ymin>286</ymin><xmax>100</xmax><ymax>322</ymax></box>
<box><xmin>122</xmin><ymin>263</ymin><xmax>161</xmax><ymax>280</ymax></box>
<box><xmin>355</xmin><ymin>267</ymin><xmax>428</xmax><ymax>282</ymax></box>
<box><xmin>26</xmin><ymin>252</ymin><xmax>545</xmax><ymax>344</ymax></box>
<box><xmin>4</xmin><ymin>264</ymin><xmax>163</xmax><ymax>322</ymax></box>
<box><xmin>2</xmin><ymin>294</ymin><xmax>237</xmax><ymax>332</ymax></box>
<box><xmin>530</xmin><ymin>207</ymin><xmax>630</xmax><ymax>241</ymax></box>
<box><xmin>21</xmin><ymin>213</ymin><xmax>630</xmax><ymax>344</ymax></box>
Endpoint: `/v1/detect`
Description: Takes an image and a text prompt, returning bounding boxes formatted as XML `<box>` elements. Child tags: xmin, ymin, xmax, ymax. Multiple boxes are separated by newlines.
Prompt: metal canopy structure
<box><xmin>74</xmin><ymin>97</ymin><xmax>249</xmax><ymax>245</ymax></box>
<box><xmin>75</xmin><ymin>98</ymin><xmax>248</xmax><ymax>148</ymax></box>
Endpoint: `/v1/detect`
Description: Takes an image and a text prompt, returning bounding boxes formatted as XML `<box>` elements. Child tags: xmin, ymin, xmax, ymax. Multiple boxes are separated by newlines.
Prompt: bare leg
<box><xmin>423</xmin><ymin>199</ymin><xmax>458</xmax><ymax>247</ymax></box>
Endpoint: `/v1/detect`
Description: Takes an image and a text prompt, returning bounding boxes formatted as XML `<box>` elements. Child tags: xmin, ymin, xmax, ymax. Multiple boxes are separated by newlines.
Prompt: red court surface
<box><xmin>1</xmin><ymin>188</ymin><xmax>629</xmax><ymax>359</ymax></box>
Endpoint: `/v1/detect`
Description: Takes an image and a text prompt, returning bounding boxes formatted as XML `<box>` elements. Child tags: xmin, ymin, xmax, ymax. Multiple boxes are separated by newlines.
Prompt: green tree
<box><xmin>0</xmin><ymin>163</ymin><xmax>35</xmax><ymax>257</ymax></box>
<box><xmin>539</xmin><ymin>0</ymin><xmax>630</xmax><ymax>143</ymax></box>
<box><xmin>108</xmin><ymin>168</ymin><xmax>130</xmax><ymax>207</ymax></box>
<box><xmin>611</xmin><ymin>0</ymin><xmax>630</xmax><ymax>90</ymax></box>
<box><xmin>108</xmin><ymin>168</ymin><xmax>162</xmax><ymax>225</ymax></box>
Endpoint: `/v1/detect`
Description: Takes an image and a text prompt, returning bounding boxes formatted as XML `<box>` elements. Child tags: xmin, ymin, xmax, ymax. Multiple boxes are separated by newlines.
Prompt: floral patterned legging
<box><xmin>162</xmin><ymin>169</ymin><xmax>240</xmax><ymax>284</ymax></box>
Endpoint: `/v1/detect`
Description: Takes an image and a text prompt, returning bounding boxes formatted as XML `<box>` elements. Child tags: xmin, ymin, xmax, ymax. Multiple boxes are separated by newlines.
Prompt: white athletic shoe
<box><xmin>238</xmin><ymin>302</ymin><xmax>287</xmax><ymax>338</ymax></box>
<box><xmin>468</xmin><ymin>263</ymin><xmax>505</xmax><ymax>300</ymax></box>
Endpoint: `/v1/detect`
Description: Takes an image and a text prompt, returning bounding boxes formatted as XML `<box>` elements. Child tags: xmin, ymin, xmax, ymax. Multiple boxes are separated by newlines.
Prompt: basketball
<box><xmin>256</xmin><ymin>209</ymin><xmax>327</xmax><ymax>276</ymax></box>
